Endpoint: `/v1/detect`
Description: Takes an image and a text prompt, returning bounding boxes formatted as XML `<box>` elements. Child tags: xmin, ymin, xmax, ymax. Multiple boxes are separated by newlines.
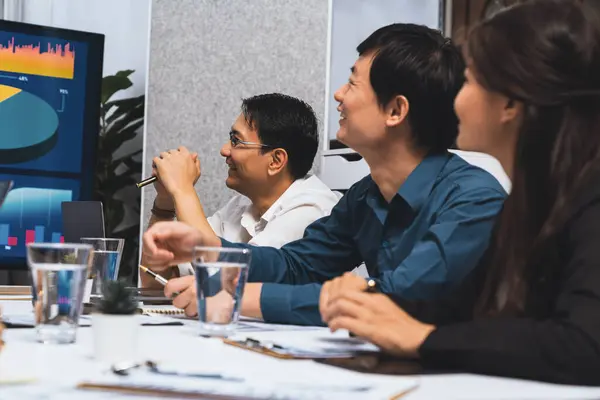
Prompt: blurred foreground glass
<box><xmin>192</xmin><ymin>246</ymin><xmax>251</xmax><ymax>336</ymax></box>
<box><xmin>27</xmin><ymin>242</ymin><xmax>93</xmax><ymax>344</ymax></box>
<box><xmin>80</xmin><ymin>237</ymin><xmax>124</xmax><ymax>301</ymax></box>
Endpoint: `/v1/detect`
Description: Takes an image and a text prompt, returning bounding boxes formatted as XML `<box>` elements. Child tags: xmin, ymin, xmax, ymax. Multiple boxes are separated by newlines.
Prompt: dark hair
<box><xmin>357</xmin><ymin>23</ymin><xmax>465</xmax><ymax>153</ymax></box>
<box><xmin>241</xmin><ymin>93</ymin><xmax>318</xmax><ymax>179</ymax></box>
<box><xmin>470</xmin><ymin>0</ymin><xmax>600</xmax><ymax>315</ymax></box>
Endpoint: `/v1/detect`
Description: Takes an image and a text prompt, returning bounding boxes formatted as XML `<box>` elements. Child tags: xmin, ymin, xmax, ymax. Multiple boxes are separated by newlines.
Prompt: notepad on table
<box><xmin>138</xmin><ymin>305</ymin><xmax>186</xmax><ymax>316</ymax></box>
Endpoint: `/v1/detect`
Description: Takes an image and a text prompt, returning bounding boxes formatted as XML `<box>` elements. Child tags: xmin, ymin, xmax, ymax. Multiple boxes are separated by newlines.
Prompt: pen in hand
<box><xmin>365</xmin><ymin>278</ymin><xmax>378</xmax><ymax>293</ymax></box>
<box><xmin>139</xmin><ymin>265</ymin><xmax>181</xmax><ymax>298</ymax></box>
<box><xmin>349</xmin><ymin>278</ymin><xmax>378</xmax><ymax>338</ymax></box>
<box><xmin>136</xmin><ymin>176</ymin><xmax>157</xmax><ymax>188</ymax></box>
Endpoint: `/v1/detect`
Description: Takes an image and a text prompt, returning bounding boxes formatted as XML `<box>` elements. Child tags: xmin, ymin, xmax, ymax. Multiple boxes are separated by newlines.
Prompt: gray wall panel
<box><xmin>144</xmin><ymin>0</ymin><xmax>328</xmax><ymax>228</ymax></box>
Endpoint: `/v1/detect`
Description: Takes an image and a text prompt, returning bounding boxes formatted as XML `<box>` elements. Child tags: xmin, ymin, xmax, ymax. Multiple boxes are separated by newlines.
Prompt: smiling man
<box><xmin>144</xmin><ymin>24</ymin><xmax>507</xmax><ymax>325</ymax></box>
<box><xmin>140</xmin><ymin>93</ymin><xmax>341</xmax><ymax>288</ymax></box>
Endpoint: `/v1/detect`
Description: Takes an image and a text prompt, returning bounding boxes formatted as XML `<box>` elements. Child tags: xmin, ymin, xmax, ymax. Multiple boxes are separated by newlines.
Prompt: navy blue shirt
<box><xmin>221</xmin><ymin>153</ymin><xmax>507</xmax><ymax>326</ymax></box>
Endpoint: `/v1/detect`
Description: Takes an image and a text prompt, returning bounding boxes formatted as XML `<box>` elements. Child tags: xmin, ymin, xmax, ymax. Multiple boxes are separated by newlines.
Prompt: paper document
<box><xmin>2</xmin><ymin>314</ymin><xmax>183</xmax><ymax>327</ymax></box>
<box><xmin>236</xmin><ymin>320</ymin><xmax>324</xmax><ymax>332</ymax></box>
<box><xmin>75</xmin><ymin>369</ymin><xmax>417</xmax><ymax>400</ymax></box>
<box><xmin>229</xmin><ymin>329</ymin><xmax>380</xmax><ymax>358</ymax></box>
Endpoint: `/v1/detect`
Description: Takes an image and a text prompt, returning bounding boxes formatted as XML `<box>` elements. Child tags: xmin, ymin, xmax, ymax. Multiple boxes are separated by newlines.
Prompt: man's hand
<box><xmin>153</xmin><ymin>146</ymin><xmax>201</xmax><ymax>201</ymax></box>
<box><xmin>165</xmin><ymin>277</ymin><xmax>234</xmax><ymax>323</ymax></box>
<box><xmin>220</xmin><ymin>267</ymin><xmax>241</xmax><ymax>296</ymax></box>
<box><xmin>323</xmin><ymin>291</ymin><xmax>435</xmax><ymax>358</ymax></box>
<box><xmin>165</xmin><ymin>276</ymin><xmax>197</xmax><ymax>317</ymax></box>
<box><xmin>319</xmin><ymin>272</ymin><xmax>367</xmax><ymax>321</ymax></box>
<box><xmin>142</xmin><ymin>221</ymin><xmax>205</xmax><ymax>270</ymax></box>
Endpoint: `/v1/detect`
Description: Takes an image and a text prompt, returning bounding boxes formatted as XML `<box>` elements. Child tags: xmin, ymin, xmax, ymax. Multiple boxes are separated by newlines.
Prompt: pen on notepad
<box><xmin>139</xmin><ymin>265</ymin><xmax>181</xmax><ymax>298</ymax></box>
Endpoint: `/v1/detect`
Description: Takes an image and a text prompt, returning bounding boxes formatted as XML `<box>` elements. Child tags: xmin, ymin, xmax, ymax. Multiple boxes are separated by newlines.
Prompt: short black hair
<box><xmin>241</xmin><ymin>93</ymin><xmax>318</xmax><ymax>179</ymax></box>
<box><xmin>357</xmin><ymin>23</ymin><xmax>465</xmax><ymax>153</ymax></box>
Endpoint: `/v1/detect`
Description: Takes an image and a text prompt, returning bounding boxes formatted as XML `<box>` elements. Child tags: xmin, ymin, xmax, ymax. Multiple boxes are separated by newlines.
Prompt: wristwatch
<box><xmin>151</xmin><ymin>202</ymin><xmax>175</xmax><ymax>219</ymax></box>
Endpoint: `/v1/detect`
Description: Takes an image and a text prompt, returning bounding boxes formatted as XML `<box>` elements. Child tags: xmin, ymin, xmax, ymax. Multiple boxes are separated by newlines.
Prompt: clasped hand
<box><xmin>153</xmin><ymin>146</ymin><xmax>201</xmax><ymax>209</ymax></box>
<box><xmin>319</xmin><ymin>273</ymin><xmax>435</xmax><ymax>358</ymax></box>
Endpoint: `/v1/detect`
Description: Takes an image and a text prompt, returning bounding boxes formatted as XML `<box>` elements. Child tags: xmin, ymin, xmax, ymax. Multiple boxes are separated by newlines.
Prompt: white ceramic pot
<box><xmin>91</xmin><ymin>313</ymin><xmax>139</xmax><ymax>363</ymax></box>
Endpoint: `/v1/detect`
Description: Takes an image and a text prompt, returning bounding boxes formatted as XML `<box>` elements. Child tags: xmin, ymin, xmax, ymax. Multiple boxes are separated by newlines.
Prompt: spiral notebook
<box><xmin>138</xmin><ymin>305</ymin><xmax>186</xmax><ymax>316</ymax></box>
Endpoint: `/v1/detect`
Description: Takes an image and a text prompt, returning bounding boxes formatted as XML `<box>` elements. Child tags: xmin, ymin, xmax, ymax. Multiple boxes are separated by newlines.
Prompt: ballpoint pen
<box><xmin>136</xmin><ymin>175</ymin><xmax>157</xmax><ymax>188</ymax></box>
<box><xmin>139</xmin><ymin>265</ymin><xmax>180</xmax><ymax>297</ymax></box>
<box><xmin>111</xmin><ymin>360</ymin><xmax>244</xmax><ymax>382</ymax></box>
<box><xmin>349</xmin><ymin>278</ymin><xmax>378</xmax><ymax>337</ymax></box>
<box><xmin>365</xmin><ymin>278</ymin><xmax>379</xmax><ymax>293</ymax></box>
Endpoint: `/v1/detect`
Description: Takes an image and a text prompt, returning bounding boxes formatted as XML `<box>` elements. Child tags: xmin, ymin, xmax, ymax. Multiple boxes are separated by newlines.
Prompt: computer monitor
<box><xmin>0</xmin><ymin>20</ymin><xmax>104</xmax><ymax>269</ymax></box>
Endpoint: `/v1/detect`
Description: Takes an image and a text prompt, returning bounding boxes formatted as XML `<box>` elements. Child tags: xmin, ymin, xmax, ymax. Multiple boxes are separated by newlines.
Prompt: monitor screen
<box><xmin>0</xmin><ymin>21</ymin><xmax>104</xmax><ymax>268</ymax></box>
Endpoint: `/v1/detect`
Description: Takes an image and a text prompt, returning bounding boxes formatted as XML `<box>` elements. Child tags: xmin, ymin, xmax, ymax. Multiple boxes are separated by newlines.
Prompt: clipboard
<box><xmin>222</xmin><ymin>337</ymin><xmax>379</xmax><ymax>360</ymax></box>
<box><xmin>77</xmin><ymin>382</ymin><xmax>263</xmax><ymax>399</ymax></box>
<box><xmin>221</xmin><ymin>339</ymin><xmax>420</xmax><ymax>399</ymax></box>
<box><xmin>222</xmin><ymin>338</ymin><xmax>299</xmax><ymax>359</ymax></box>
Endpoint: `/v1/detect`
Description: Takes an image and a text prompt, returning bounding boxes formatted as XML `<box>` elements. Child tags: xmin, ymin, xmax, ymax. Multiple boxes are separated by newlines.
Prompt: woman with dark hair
<box><xmin>320</xmin><ymin>0</ymin><xmax>600</xmax><ymax>385</ymax></box>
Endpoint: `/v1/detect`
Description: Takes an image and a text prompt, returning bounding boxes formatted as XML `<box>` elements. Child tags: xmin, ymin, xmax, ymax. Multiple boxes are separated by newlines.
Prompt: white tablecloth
<box><xmin>2</xmin><ymin>299</ymin><xmax>600</xmax><ymax>400</ymax></box>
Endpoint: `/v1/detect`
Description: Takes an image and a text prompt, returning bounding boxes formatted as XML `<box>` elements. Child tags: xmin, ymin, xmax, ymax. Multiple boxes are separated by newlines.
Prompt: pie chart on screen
<box><xmin>0</xmin><ymin>84</ymin><xmax>59</xmax><ymax>164</ymax></box>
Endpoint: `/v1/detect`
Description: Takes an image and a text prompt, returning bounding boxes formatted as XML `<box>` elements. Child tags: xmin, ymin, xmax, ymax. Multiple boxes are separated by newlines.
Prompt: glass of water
<box><xmin>27</xmin><ymin>242</ymin><xmax>93</xmax><ymax>344</ymax></box>
<box><xmin>80</xmin><ymin>237</ymin><xmax>124</xmax><ymax>300</ymax></box>
<box><xmin>192</xmin><ymin>246</ymin><xmax>251</xmax><ymax>336</ymax></box>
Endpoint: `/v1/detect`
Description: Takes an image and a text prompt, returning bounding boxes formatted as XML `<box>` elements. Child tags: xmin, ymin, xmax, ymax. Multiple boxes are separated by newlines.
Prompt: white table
<box><xmin>2</xmin><ymin>299</ymin><xmax>600</xmax><ymax>400</ymax></box>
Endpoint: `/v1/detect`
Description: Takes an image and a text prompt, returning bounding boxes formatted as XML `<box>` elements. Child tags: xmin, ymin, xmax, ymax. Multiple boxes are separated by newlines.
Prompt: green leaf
<box><xmin>109</xmin><ymin>149</ymin><xmax>143</xmax><ymax>173</ymax></box>
<box><xmin>112</xmin><ymin>158</ymin><xmax>142</xmax><ymax>174</ymax></box>
<box><xmin>101</xmin><ymin>71</ymin><xmax>135</xmax><ymax>104</ymax></box>
<box><xmin>115</xmin><ymin>70</ymin><xmax>135</xmax><ymax>78</ymax></box>
<box><xmin>104</xmin><ymin>104</ymin><xmax>144</xmax><ymax>137</ymax></box>
<box><xmin>98</xmin><ymin>280</ymin><xmax>137</xmax><ymax>315</ymax></box>
<box><xmin>104</xmin><ymin>95</ymin><xmax>144</xmax><ymax>126</ymax></box>
<box><xmin>102</xmin><ymin>120</ymin><xmax>144</xmax><ymax>155</ymax></box>
<box><xmin>115</xmin><ymin>148</ymin><xmax>143</xmax><ymax>161</ymax></box>
<box><xmin>95</xmin><ymin>70</ymin><xmax>144</xmax><ymax>284</ymax></box>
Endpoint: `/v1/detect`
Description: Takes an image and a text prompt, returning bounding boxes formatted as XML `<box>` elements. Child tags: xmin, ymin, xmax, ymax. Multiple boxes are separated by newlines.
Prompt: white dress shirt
<box><xmin>208</xmin><ymin>175</ymin><xmax>341</xmax><ymax>248</ymax></box>
<box><xmin>179</xmin><ymin>175</ymin><xmax>342</xmax><ymax>275</ymax></box>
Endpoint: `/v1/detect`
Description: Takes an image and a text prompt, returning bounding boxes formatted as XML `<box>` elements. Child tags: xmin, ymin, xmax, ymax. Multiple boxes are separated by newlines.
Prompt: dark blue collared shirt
<box><xmin>221</xmin><ymin>152</ymin><xmax>507</xmax><ymax>326</ymax></box>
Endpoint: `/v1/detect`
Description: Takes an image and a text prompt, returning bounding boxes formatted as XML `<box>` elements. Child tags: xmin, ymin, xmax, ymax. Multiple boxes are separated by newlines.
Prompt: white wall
<box><xmin>18</xmin><ymin>0</ymin><xmax>151</xmax><ymax>100</ymax></box>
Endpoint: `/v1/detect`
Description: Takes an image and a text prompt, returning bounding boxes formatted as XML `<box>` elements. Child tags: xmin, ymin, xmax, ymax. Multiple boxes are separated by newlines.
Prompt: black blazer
<box><xmin>401</xmin><ymin>174</ymin><xmax>600</xmax><ymax>386</ymax></box>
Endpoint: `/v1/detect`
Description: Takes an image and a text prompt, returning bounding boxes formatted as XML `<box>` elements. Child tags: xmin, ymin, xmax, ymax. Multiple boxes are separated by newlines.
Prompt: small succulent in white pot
<box><xmin>92</xmin><ymin>280</ymin><xmax>139</xmax><ymax>363</ymax></box>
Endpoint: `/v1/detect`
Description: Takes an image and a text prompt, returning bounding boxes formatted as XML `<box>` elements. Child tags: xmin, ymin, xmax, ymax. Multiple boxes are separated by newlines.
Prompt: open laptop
<box><xmin>61</xmin><ymin>201</ymin><xmax>106</xmax><ymax>243</ymax></box>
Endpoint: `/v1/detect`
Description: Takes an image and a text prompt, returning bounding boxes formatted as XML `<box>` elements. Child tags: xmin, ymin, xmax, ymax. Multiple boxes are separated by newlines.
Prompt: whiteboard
<box><xmin>325</xmin><ymin>0</ymin><xmax>444</xmax><ymax>148</ymax></box>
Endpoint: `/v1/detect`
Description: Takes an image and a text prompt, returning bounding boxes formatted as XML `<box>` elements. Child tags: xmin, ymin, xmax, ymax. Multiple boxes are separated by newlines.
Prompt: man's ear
<box><xmin>385</xmin><ymin>95</ymin><xmax>410</xmax><ymax>128</ymax></box>
<box><xmin>268</xmin><ymin>148</ymin><xmax>288</xmax><ymax>176</ymax></box>
<box><xmin>500</xmin><ymin>98</ymin><xmax>522</xmax><ymax>125</ymax></box>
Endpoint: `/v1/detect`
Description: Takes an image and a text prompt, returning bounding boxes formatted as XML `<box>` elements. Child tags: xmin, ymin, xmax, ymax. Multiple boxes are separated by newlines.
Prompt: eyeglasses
<box><xmin>229</xmin><ymin>131</ymin><xmax>273</xmax><ymax>149</ymax></box>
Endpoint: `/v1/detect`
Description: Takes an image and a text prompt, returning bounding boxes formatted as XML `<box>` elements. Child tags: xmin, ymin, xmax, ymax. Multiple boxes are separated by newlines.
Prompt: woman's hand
<box><xmin>319</xmin><ymin>272</ymin><xmax>367</xmax><ymax>319</ymax></box>
<box><xmin>324</xmin><ymin>290</ymin><xmax>436</xmax><ymax>358</ymax></box>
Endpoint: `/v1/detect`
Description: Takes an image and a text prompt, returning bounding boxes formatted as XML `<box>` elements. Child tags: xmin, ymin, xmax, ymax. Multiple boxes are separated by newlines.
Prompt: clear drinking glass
<box><xmin>80</xmin><ymin>237</ymin><xmax>124</xmax><ymax>300</ymax></box>
<box><xmin>27</xmin><ymin>242</ymin><xmax>93</xmax><ymax>344</ymax></box>
<box><xmin>192</xmin><ymin>246</ymin><xmax>251</xmax><ymax>336</ymax></box>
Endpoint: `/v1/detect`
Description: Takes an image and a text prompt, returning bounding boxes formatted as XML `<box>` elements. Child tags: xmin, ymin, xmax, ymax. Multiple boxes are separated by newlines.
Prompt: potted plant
<box><xmin>91</xmin><ymin>280</ymin><xmax>138</xmax><ymax>363</ymax></box>
<box><xmin>95</xmin><ymin>70</ymin><xmax>145</xmax><ymax>283</ymax></box>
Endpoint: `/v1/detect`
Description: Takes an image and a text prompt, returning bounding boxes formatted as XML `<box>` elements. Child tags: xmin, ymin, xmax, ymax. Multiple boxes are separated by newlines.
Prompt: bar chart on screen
<box><xmin>0</xmin><ymin>36</ymin><xmax>76</xmax><ymax>79</ymax></box>
<box><xmin>0</xmin><ymin>186</ymin><xmax>72</xmax><ymax>256</ymax></box>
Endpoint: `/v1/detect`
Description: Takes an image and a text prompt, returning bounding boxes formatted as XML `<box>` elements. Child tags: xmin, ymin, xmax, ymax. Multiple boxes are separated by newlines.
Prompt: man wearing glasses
<box><xmin>140</xmin><ymin>93</ymin><xmax>341</xmax><ymax>288</ymax></box>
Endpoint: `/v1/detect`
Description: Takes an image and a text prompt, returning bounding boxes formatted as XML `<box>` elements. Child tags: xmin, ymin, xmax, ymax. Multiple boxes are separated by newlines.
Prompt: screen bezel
<box><xmin>0</xmin><ymin>20</ymin><xmax>105</xmax><ymax>270</ymax></box>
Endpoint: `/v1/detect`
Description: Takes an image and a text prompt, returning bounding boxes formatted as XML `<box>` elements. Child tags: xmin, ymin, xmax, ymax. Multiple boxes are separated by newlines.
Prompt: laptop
<box><xmin>61</xmin><ymin>201</ymin><xmax>106</xmax><ymax>243</ymax></box>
